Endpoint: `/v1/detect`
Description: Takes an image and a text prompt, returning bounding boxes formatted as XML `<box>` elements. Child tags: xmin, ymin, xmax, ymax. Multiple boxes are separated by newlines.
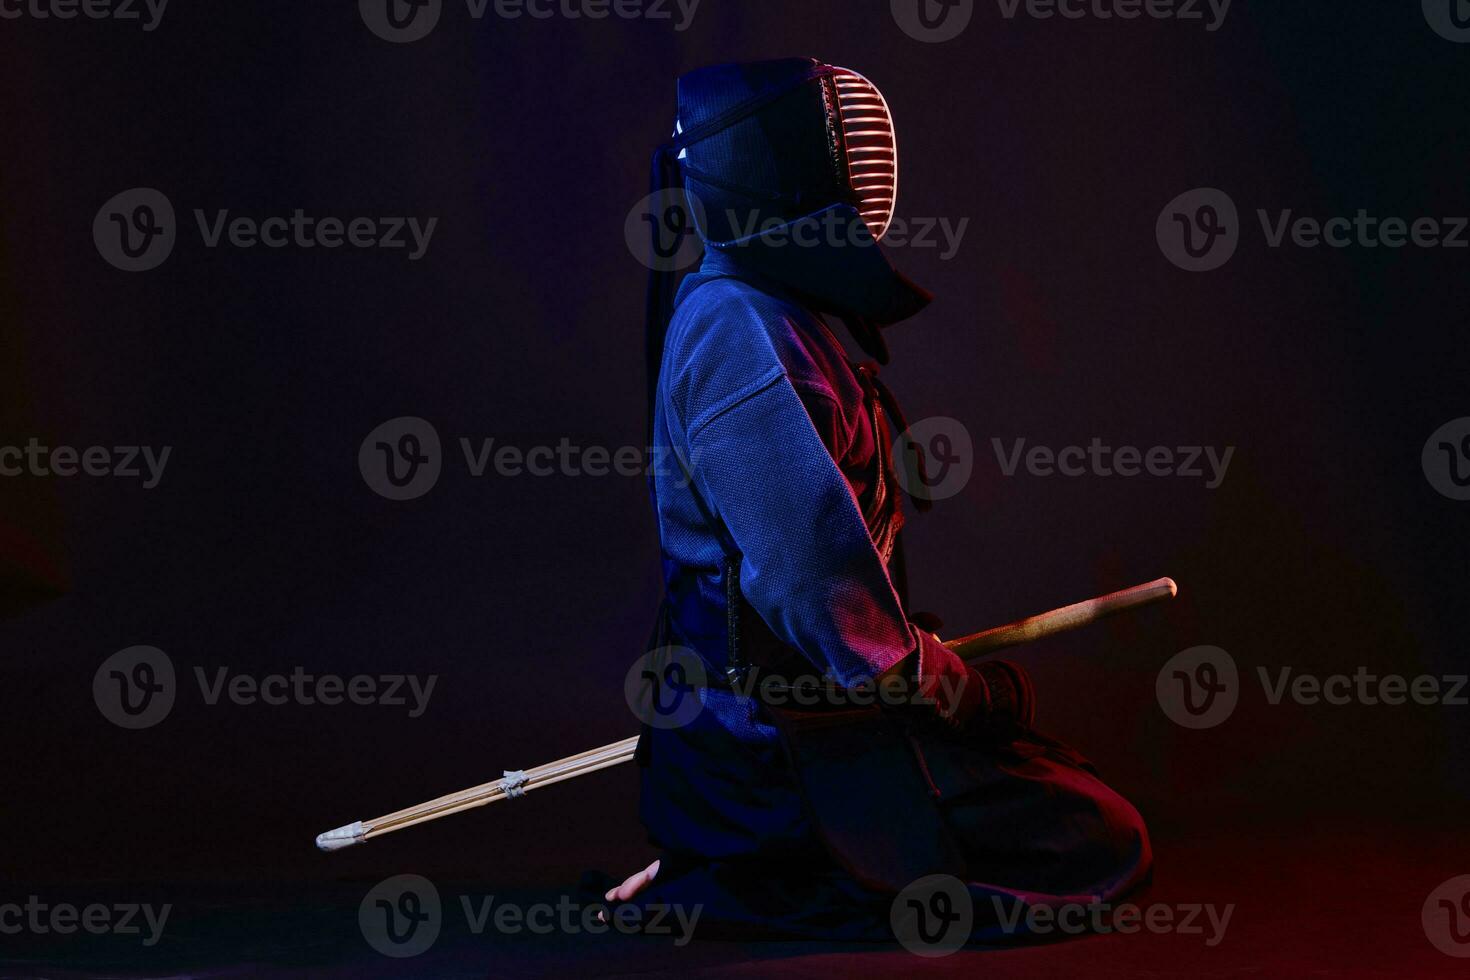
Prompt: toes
<box><xmin>611</xmin><ymin>870</ymin><xmax>646</xmax><ymax>902</ymax></box>
<box><xmin>609</xmin><ymin>859</ymin><xmax>661</xmax><ymax>903</ymax></box>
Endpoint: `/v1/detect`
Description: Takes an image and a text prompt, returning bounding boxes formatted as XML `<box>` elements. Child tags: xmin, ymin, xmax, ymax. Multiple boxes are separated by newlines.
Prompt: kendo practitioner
<box><xmin>612</xmin><ymin>58</ymin><xmax>1152</xmax><ymax>942</ymax></box>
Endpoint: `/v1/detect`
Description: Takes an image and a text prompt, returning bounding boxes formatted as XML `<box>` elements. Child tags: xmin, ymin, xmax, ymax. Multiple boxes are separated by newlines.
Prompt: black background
<box><xmin>2</xmin><ymin>0</ymin><xmax>1468</xmax><ymax>958</ymax></box>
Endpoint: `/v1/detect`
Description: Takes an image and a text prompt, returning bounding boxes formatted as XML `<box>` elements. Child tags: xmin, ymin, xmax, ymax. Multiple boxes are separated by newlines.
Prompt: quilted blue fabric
<box><xmin>640</xmin><ymin>247</ymin><xmax>927</xmax><ymax>858</ymax></box>
<box><xmin>654</xmin><ymin>250</ymin><xmax>923</xmax><ymax>686</ymax></box>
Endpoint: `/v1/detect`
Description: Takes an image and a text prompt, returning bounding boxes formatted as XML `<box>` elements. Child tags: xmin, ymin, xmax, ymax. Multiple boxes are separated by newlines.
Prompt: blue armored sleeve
<box><xmin>660</xmin><ymin>281</ymin><xmax>921</xmax><ymax>687</ymax></box>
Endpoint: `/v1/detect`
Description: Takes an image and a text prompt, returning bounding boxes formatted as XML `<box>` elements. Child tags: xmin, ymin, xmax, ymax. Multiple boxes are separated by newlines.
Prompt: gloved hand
<box><xmin>909</xmin><ymin>631</ymin><xmax>1037</xmax><ymax>740</ymax></box>
<box><xmin>966</xmin><ymin>659</ymin><xmax>1037</xmax><ymax>738</ymax></box>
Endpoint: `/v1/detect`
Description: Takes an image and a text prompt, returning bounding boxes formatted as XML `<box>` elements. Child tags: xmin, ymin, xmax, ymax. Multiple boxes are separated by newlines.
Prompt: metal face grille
<box><xmin>832</xmin><ymin>68</ymin><xmax>898</xmax><ymax>242</ymax></box>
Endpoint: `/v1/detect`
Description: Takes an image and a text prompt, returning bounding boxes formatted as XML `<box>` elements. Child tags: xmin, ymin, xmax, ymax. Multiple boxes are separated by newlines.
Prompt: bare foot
<box><xmin>604</xmin><ymin>859</ymin><xmax>661</xmax><ymax>904</ymax></box>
